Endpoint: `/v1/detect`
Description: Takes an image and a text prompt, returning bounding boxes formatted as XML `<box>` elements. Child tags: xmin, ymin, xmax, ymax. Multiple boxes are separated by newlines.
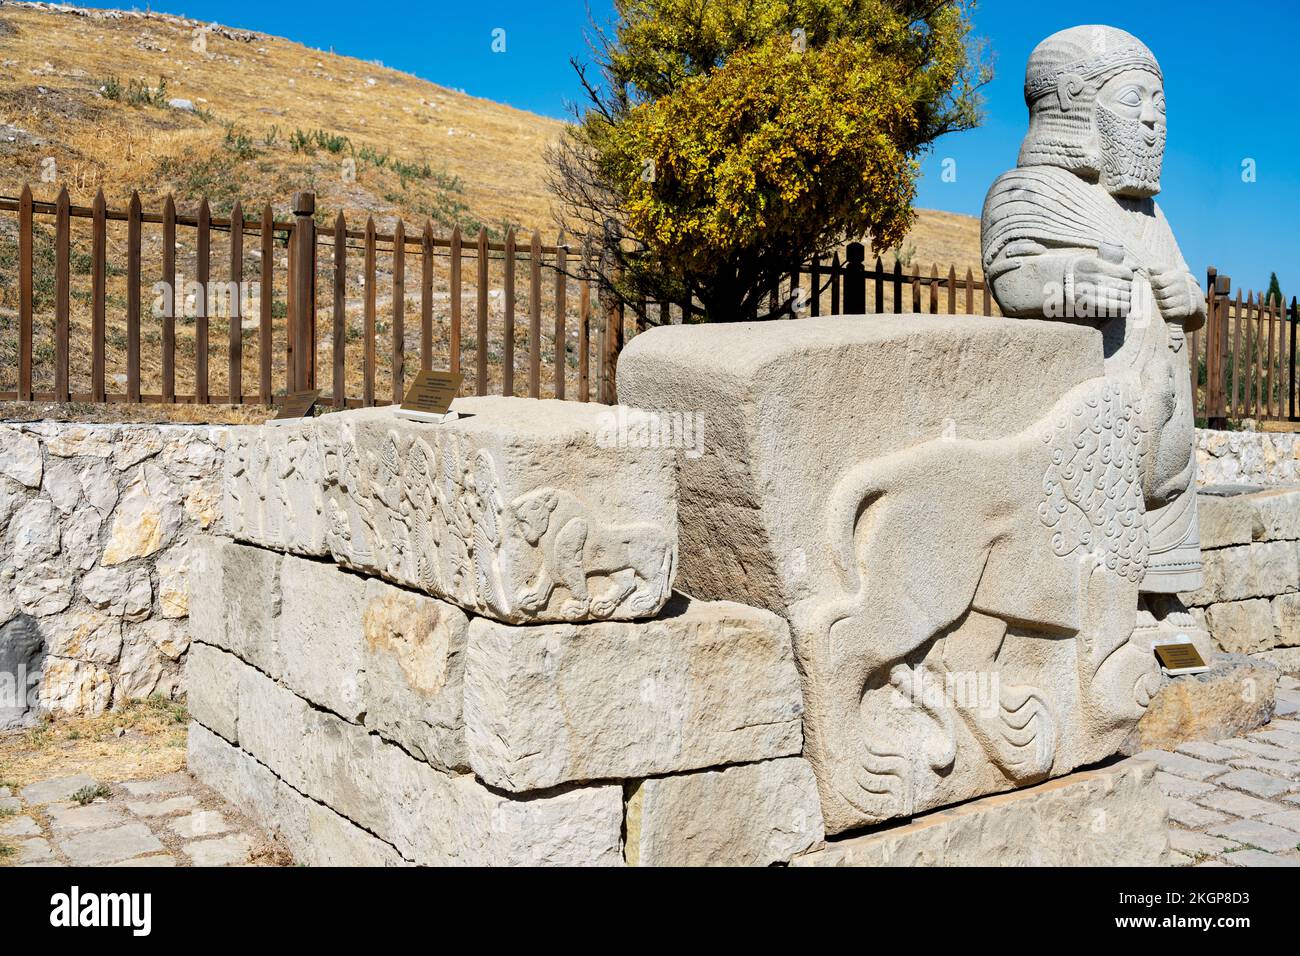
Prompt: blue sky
<box><xmin>79</xmin><ymin>1</ymin><xmax>1300</xmax><ymax>294</ymax></box>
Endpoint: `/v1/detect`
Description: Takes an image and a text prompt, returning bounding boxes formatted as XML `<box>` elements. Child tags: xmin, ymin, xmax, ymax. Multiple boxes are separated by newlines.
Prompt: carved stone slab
<box><xmin>618</xmin><ymin>315</ymin><xmax>1168</xmax><ymax>834</ymax></box>
<box><xmin>222</xmin><ymin>398</ymin><xmax>678</xmax><ymax>624</ymax></box>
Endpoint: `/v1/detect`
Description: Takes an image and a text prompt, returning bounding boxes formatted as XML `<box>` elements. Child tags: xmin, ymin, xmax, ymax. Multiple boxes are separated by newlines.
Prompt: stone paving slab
<box><xmin>1209</xmin><ymin>819</ymin><xmax>1300</xmax><ymax>854</ymax></box>
<box><xmin>1225</xmin><ymin>849</ymin><xmax>1300</xmax><ymax>867</ymax></box>
<box><xmin>46</xmin><ymin>802</ymin><xmax>127</xmax><ymax>832</ymax></box>
<box><xmin>1198</xmin><ymin>789</ymin><xmax>1286</xmax><ymax>819</ymax></box>
<box><xmin>185</xmin><ymin>834</ymin><xmax>253</xmax><ymax>866</ymax></box>
<box><xmin>19</xmin><ymin>774</ymin><xmax>97</xmax><ymax>805</ymax></box>
<box><xmin>1215</xmin><ymin>768</ymin><xmax>1296</xmax><ymax>799</ymax></box>
<box><xmin>58</xmin><ymin>823</ymin><xmax>165</xmax><ymax>866</ymax></box>
<box><xmin>1</xmin><ymin>765</ymin><xmax>284</xmax><ymax>868</ymax></box>
<box><xmin>126</xmin><ymin>795</ymin><xmax>199</xmax><ymax>818</ymax></box>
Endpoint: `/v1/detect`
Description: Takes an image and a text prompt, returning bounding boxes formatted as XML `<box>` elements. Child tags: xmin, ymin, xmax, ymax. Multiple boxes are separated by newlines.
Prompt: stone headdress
<box><xmin>1019</xmin><ymin>25</ymin><xmax>1162</xmax><ymax>173</ymax></box>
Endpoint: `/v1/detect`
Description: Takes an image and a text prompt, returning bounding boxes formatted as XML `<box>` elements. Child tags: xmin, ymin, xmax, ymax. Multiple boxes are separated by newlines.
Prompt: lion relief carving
<box><xmin>510</xmin><ymin>488</ymin><xmax>676</xmax><ymax>621</ymax></box>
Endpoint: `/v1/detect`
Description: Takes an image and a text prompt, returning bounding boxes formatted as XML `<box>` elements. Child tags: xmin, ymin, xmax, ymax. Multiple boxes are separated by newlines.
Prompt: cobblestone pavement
<box><xmin>0</xmin><ymin>770</ymin><xmax>288</xmax><ymax>867</ymax></box>
<box><xmin>1140</xmin><ymin>675</ymin><xmax>1300</xmax><ymax>867</ymax></box>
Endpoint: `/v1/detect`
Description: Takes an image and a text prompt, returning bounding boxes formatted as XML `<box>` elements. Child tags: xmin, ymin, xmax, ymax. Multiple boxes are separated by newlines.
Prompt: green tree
<box><xmin>1266</xmin><ymin>271</ymin><xmax>1283</xmax><ymax>307</ymax></box>
<box><xmin>549</xmin><ymin>0</ymin><xmax>989</xmax><ymax>321</ymax></box>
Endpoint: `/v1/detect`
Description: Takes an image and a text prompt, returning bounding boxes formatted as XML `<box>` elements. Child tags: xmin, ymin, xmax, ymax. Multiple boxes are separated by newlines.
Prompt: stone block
<box><xmin>1254</xmin><ymin>646</ymin><xmax>1300</xmax><ymax>676</ymax></box>
<box><xmin>1204</xmin><ymin>599</ymin><xmax>1276</xmax><ymax>655</ymax></box>
<box><xmin>464</xmin><ymin>596</ymin><xmax>803</xmax><ymax>791</ymax></box>
<box><xmin>617</xmin><ymin>314</ymin><xmax>1169</xmax><ymax>834</ymax></box>
<box><xmin>1196</xmin><ymin>493</ymin><xmax>1254</xmax><ymax>549</ymax></box>
<box><xmin>1271</xmin><ymin>594</ymin><xmax>1300</xmax><ymax>648</ymax></box>
<box><xmin>792</xmin><ymin>759</ymin><xmax>1169</xmax><ymax>866</ymax></box>
<box><xmin>625</xmin><ymin>758</ymin><xmax>824</xmax><ymax>866</ymax></box>
<box><xmin>295</xmin><ymin>703</ymin><xmax>623</xmax><ymax>866</ymax></box>
<box><xmin>223</xmin><ymin>398</ymin><xmax>678</xmax><ymax>624</ymax></box>
<box><xmin>1242</xmin><ymin>487</ymin><xmax>1300</xmax><ymax>542</ymax></box>
<box><xmin>235</xmin><ymin>663</ymin><xmax>309</xmax><ymax>791</ymax></box>
<box><xmin>183</xmin><ymin>642</ymin><xmax>241</xmax><ymax>744</ymax></box>
<box><xmin>1184</xmin><ymin>541</ymin><xmax>1299</xmax><ymax>606</ymax></box>
<box><xmin>358</xmin><ymin>578</ymin><xmax>469</xmax><ymax>773</ymax></box>
<box><xmin>202</xmin><ymin>542</ymin><xmax>469</xmax><ymax>771</ymax></box>
<box><xmin>1121</xmin><ymin>653</ymin><xmax>1276</xmax><ymax>755</ymax></box>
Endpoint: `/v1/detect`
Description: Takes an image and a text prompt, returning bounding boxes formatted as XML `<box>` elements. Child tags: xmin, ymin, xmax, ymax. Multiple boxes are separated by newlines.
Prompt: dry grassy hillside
<box><xmin>0</xmin><ymin>2</ymin><xmax>985</xmax><ymax>412</ymax></box>
<box><xmin>0</xmin><ymin>2</ymin><xmax>564</xmax><ymax>231</ymax></box>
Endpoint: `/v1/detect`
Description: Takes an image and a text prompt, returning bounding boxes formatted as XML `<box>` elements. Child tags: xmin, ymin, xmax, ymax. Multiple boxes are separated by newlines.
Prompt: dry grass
<box><xmin>0</xmin><ymin>3</ymin><xmax>985</xmax><ymax>417</ymax></box>
<box><xmin>0</xmin><ymin>695</ymin><xmax>189</xmax><ymax>791</ymax></box>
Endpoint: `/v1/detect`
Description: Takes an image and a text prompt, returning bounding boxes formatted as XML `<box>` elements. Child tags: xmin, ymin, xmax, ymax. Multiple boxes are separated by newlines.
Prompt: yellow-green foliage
<box><xmin>564</xmin><ymin>0</ymin><xmax>987</xmax><ymax>319</ymax></box>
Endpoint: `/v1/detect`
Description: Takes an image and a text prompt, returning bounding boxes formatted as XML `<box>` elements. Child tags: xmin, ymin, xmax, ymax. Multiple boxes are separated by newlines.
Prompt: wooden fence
<box><xmin>0</xmin><ymin>186</ymin><xmax>620</xmax><ymax>408</ymax></box>
<box><xmin>1192</xmin><ymin>267</ymin><xmax>1299</xmax><ymax>428</ymax></box>
<box><xmin>1</xmin><ymin>186</ymin><xmax>1295</xmax><ymax>427</ymax></box>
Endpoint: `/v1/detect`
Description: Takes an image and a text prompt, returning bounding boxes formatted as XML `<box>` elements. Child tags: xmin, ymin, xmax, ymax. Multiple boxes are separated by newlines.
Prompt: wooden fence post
<box><xmin>162</xmin><ymin>195</ymin><xmax>177</xmax><ymax>404</ymax></box>
<box><xmin>333</xmin><ymin>211</ymin><xmax>346</xmax><ymax>409</ymax></box>
<box><xmin>392</xmin><ymin>218</ymin><xmax>405</xmax><ymax>405</ymax></box>
<box><xmin>91</xmin><ymin>189</ymin><xmax>106</xmax><ymax>403</ymax></box>
<box><xmin>1290</xmin><ymin>296</ymin><xmax>1298</xmax><ymax>422</ymax></box>
<box><xmin>292</xmin><ymin>191</ymin><xmax>317</xmax><ymax>393</ymax></box>
<box><xmin>476</xmin><ymin>228</ymin><xmax>488</xmax><ymax>396</ymax></box>
<box><xmin>18</xmin><ymin>185</ymin><xmax>32</xmax><ymax>401</ymax></box>
<box><xmin>229</xmin><ymin>201</ymin><xmax>244</xmax><ymax>405</ymax></box>
<box><xmin>196</xmin><ymin>197</ymin><xmax>209</xmax><ymax>404</ymax></box>
<box><xmin>54</xmin><ymin>186</ymin><xmax>69</xmax><ymax>403</ymax></box>
<box><xmin>127</xmin><ymin>191</ymin><xmax>142</xmax><ymax>403</ymax></box>
<box><xmin>554</xmin><ymin>238</ymin><xmax>567</xmax><ymax>400</ymax></box>
<box><xmin>843</xmin><ymin>242</ymin><xmax>865</xmax><ymax>314</ymax></box>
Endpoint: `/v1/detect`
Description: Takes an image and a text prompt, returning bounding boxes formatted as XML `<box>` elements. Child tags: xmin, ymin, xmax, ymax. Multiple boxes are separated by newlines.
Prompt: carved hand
<box><xmin>1071</xmin><ymin>256</ymin><xmax>1133</xmax><ymax>318</ymax></box>
<box><xmin>1150</xmin><ymin>266</ymin><xmax>1198</xmax><ymax>320</ymax></box>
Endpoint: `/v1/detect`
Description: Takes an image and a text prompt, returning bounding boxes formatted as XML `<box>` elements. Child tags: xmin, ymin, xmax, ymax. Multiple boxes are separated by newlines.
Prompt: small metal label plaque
<box><xmin>1154</xmin><ymin>642</ymin><xmax>1207</xmax><ymax>672</ymax></box>
<box><xmin>273</xmin><ymin>389</ymin><xmax>320</xmax><ymax>421</ymax></box>
<box><xmin>400</xmin><ymin>370</ymin><xmax>462</xmax><ymax>417</ymax></box>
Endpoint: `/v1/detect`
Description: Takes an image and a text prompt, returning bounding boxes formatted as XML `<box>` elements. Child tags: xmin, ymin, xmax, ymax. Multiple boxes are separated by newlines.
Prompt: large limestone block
<box><xmin>792</xmin><ymin>759</ymin><xmax>1169</xmax><ymax>866</ymax></box>
<box><xmin>617</xmin><ymin>315</ymin><xmax>1103</xmax><ymax>613</ymax></box>
<box><xmin>188</xmin><ymin>535</ymin><xmax>283</xmax><ymax>678</ymax></box>
<box><xmin>1196</xmin><ymin>493</ymin><xmax>1255</xmax><ymax>549</ymax></box>
<box><xmin>624</xmin><ymin>758</ymin><xmax>824</xmax><ymax>866</ymax></box>
<box><xmin>184</xmin><ymin>642</ymin><xmax>242</xmax><ymax>745</ymax></box>
<box><xmin>1119</xmin><ymin>654</ymin><xmax>1276</xmax><ymax>754</ymax></box>
<box><xmin>618</xmin><ymin>316</ymin><xmax>1169</xmax><ymax>834</ymax></box>
<box><xmin>199</xmin><ymin>540</ymin><xmax>469</xmax><ymax>771</ymax></box>
<box><xmin>1271</xmin><ymin>593</ymin><xmax>1300</xmax><ymax>648</ymax></box>
<box><xmin>1241</xmin><ymin>486</ymin><xmax>1300</xmax><ymax>542</ymax></box>
<box><xmin>1184</xmin><ymin>541</ymin><xmax>1299</xmax><ymax>606</ymax></box>
<box><xmin>1205</xmin><ymin>598</ymin><xmax>1277</xmax><ymax>655</ymax></box>
<box><xmin>223</xmin><ymin>399</ymin><xmax>678</xmax><ymax>624</ymax></box>
<box><xmin>188</xmin><ymin>722</ymin><xmax>407</xmax><ymax>867</ymax></box>
<box><xmin>1253</xmin><ymin>647</ymin><xmax>1300</xmax><ymax>677</ymax></box>
<box><xmin>296</xmin><ymin>696</ymin><xmax>623</xmax><ymax>865</ymax></box>
<box><xmin>213</xmin><ymin>650</ymin><xmax>622</xmax><ymax>865</ymax></box>
<box><xmin>464</xmin><ymin>596</ymin><xmax>803</xmax><ymax>791</ymax></box>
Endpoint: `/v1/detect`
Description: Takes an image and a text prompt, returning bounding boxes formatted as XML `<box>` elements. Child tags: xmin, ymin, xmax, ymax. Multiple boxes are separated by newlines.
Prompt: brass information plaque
<box><xmin>1154</xmin><ymin>642</ymin><xmax>1207</xmax><ymax>672</ymax></box>
<box><xmin>399</xmin><ymin>370</ymin><xmax>462</xmax><ymax>418</ymax></box>
<box><xmin>273</xmin><ymin>389</ymin><xmax>320</xmax><ymax>421</ymax></box>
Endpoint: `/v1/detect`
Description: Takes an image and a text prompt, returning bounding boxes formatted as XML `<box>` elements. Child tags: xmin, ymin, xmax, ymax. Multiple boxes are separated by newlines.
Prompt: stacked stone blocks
<box><xmin>188</xmin><ymin>398</ymin><xmax>824</xmax><ymax>866</ymax></box>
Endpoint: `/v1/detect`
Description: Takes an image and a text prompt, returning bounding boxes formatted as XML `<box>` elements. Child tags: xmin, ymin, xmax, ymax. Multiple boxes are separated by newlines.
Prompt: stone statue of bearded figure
<box><xmin>981</xmin><ymin>24</ymin><xmax>1204</xmax><ymax>596</ymax></box>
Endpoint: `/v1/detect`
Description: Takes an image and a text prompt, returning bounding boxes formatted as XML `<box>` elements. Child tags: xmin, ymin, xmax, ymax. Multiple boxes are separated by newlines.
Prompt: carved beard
<box><xmin>1096</xmin><ymin>103</ymin><xmax>1164</xmax><ymax>197</ymax></box>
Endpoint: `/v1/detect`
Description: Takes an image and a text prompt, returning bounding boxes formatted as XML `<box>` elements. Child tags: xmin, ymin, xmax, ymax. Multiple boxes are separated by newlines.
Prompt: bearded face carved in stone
<box><xmin>1094</xmin><ymin>68</ymin><xmax>1166</xmax><ymax>198</ymax></box>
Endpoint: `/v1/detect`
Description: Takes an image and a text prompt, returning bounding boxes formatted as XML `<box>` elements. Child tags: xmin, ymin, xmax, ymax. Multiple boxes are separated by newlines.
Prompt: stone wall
<box><xmin>1184</xmin><ymin>486</ymin><xmax>1300</xmax><ymax>676</ymax></box>
<box><xmin>1196</xmin><ymin>428</ymin><xmax>1300</xmax><ymax>487</ymax></box>
<box><xmin>0</xmin><ymin>422</ymin><xmax>226</xmax><ymax>725</ymax></box>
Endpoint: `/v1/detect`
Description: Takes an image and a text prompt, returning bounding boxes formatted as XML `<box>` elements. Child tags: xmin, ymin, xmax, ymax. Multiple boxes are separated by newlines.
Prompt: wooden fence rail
<box><xmin>0</xmin><ymin>186</ymin><xmax>613</xmax><ymax>408</ymax></box>
<box><xmin>2</xmin><ymin>188</ymin><xmax>1296</xmax><ymax>426</ymax></box>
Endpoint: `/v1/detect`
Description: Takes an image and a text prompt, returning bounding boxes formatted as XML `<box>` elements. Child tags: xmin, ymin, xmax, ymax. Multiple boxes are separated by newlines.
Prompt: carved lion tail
<box><xmin>827</xmin><ymin>459</ymin><xmax>891</xmax><ymax>591</ymax></box>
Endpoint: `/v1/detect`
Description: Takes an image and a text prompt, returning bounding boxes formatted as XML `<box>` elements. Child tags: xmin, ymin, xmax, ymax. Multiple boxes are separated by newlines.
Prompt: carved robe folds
<box><xmin>618</xmin><ymin>315</ymin><xmax>1193</xmax><ymax>835</ymax></box>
